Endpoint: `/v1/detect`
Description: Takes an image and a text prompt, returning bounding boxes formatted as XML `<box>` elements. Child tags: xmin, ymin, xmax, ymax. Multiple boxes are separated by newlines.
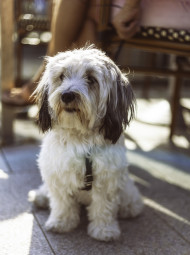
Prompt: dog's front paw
<box><xmin>45</xmin><ymin>216</ymin><xmax>80</xmax><ymax>233</ymax></box>
<box><xmin>88</xmin><ymin>220</ymin><xmax>120</xmax><ymax>241</ymax></box>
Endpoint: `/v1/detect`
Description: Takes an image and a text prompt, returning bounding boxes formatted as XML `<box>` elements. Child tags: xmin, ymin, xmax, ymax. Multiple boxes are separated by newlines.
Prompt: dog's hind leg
<box><xmin>28</xmin><ymin>183</ymin><xmax>49</xmax><ymax>209</ymax></box>
<box><xmin>118</xmin><ymin>175</ymin><xmax>143</xmax><ymax>219</ymax></box>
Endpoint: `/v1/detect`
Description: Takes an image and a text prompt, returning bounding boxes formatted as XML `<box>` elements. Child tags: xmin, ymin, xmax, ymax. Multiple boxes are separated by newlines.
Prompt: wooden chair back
<box><xmin>97</xmin><ymin>0</ymin><xmax>190</xmax><ymax>139</ymax></box>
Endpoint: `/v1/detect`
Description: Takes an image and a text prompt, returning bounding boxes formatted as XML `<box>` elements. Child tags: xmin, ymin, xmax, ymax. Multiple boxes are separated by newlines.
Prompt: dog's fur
<box><xmin>29</xmin><ymin>46</ymin><xmax>143</xmax><ymax>241</ymax></box>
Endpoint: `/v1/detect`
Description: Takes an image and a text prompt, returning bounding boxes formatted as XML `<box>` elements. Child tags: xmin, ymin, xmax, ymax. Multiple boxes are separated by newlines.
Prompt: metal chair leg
<box><xmin>1</xmin><ymin>105</ymin><xmax>15</xmax><ymax>145</ymax></box>
<box><xmin>0</xmin><ymin>0</ymin><xmax>15</xmax><ymax>144</ymax></box>
<box><xmin>169</xmin><ymin>56</ymin><xmax>184</xmax><ymax>139</ymax></box>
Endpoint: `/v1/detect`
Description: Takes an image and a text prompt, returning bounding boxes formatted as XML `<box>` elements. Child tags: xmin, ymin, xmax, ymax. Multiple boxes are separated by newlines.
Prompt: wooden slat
<box><xmin>0</xmin><ymin>0</ymin><xmax>15</xmax><ymax>144</ymax></box>
<box><xmin>110</xmin><ymin>36</ymin><xmax>190</xmax><ymax>57</ymax></box>
<box><xmin>0</xmin><ymin>0</ymin><xmax>15</xmax><ymax>91</ymax></box>
<box><xmin>127</xmin><ymin>66</ymin><xmax>190</xmax><ymax>78</ymax></box>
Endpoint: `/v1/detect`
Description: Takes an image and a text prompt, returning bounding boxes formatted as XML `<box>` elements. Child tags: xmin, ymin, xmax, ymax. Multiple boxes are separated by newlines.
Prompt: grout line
<box><xmin>154</xmin><ymin>209</ymin><xmax>190</xmax><ymax>246</ymax></box>
<box><xmin>0</xmin><ymin>148</ymin><xmax>14</xmax><ymax>173</ymax></box>
<box><xmin>33</xmin><ymin>212</ymin><xmax>57</xmax><ymax>255</ymax></box>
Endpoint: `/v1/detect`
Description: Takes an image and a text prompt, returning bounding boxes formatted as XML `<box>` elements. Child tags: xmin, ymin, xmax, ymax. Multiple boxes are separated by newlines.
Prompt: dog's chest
<box><xmin>39</xmin><ymin>134</ymin><xmax>93</xmax><ymax>189</ymax></box>
<box><xmin>39</xmin><ymin>132</ymin><xmax>128</xmax><ymax>194</ymax></box>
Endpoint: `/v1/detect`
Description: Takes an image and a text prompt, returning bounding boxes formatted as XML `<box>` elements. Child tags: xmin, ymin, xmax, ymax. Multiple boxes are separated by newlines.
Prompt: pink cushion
<box><xmin>140</xmin><ymin>0</ymin><xmax>190</xmax><ymax>30</ymax></box>
<box><xmin>111</xmin><ymin>0</ymin><xmax>190</xmax><ymax>30</ymax></box>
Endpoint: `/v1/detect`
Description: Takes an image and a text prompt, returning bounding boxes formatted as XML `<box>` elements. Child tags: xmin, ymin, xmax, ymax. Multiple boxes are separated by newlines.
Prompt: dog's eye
<box><xmin>60</xmin><ymin>73</ymin><xmax>65</xmax><ymax>81</ymax></box>
<box><xmin>87</xmin><ymin>75</ymin><xmax>96</xmax><ymax>85</ymax></box>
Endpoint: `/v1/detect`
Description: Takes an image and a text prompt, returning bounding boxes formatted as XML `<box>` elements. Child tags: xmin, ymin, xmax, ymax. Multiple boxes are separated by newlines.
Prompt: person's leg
<box><xmin>76</xmin><ymin>18</ymin><xmax>98</xmax><ymax>47</ymax></box>
<box><xmin>74</xmin><ymin>0</ymin><xmax>99</xmax><ymax>48</ymax></box>
<box><xmin>29</xmin><ymin>0</ymin><xmax>90</xmax><ymax>92</ymax></box>
<box><xmin>29</xmin><ymin>0</ymin><xmax>91</xmax><ymax>95</ymax></box>
<box><xmin>2</xmin><ymin>0</ymin><xmax>90</xmax><ymax>105</ymax></box>
<box><xmin>48</xmin><ymin>0</ymin><xmax>90</xmax><ymax>55</ymax></box>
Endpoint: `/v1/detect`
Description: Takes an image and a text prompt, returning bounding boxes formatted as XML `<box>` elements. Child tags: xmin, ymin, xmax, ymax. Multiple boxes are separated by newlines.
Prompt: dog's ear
<box><xmin>32</xmin><ymin>67</ymin><xmax>52</xmax><ymax>133</ymax></box>
<box><xmin>37</xmin><ymin>88</ymin><xmax>52</xmax><ymax>132</ymax></box>
<box><xmin>100</xmin><ymin>70</ymin><xmax>136</xmax><ymax>144</ymax></box>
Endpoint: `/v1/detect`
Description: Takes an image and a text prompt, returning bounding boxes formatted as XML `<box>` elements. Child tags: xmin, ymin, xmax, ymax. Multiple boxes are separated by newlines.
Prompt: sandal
<box><xmin>2</xmin><ymin>82</ymin><xmax>36</xmax><ymax>107</ymax></box>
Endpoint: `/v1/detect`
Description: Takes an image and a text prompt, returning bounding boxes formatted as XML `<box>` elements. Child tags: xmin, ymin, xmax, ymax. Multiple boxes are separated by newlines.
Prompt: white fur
<box><xmin>29</xmin><ymin>46</ymin><xmax>143</xmax><ymax>241</ymax></box>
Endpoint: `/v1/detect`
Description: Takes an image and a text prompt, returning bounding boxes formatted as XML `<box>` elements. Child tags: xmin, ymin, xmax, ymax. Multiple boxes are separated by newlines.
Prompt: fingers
<box><xmin>116</xmin><ymin>20</ymin><xmax>140</xmax><ymax>40</ymax></box>
<box><xmin>112</xmin><ymin>7</ymin><xmax>141</xmax><ymax>40</ymax></box>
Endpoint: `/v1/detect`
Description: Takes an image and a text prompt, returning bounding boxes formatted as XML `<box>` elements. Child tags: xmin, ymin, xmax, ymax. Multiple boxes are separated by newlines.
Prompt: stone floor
<box><xmin>0</xmin><ymin>44</ymin><xmax>190</xmax><ymax>254</ymax></box>
<box><xmin>0</xmin><ymin>92</ymin><xmax>190</xmax><ymax>254</ymax></box>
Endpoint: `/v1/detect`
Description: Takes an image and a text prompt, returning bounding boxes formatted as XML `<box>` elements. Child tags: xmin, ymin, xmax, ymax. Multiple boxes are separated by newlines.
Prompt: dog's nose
<box><xmin>61</xmin><ymin>92</ymin><xmax>76</xmax><ymax>104</ymax></box>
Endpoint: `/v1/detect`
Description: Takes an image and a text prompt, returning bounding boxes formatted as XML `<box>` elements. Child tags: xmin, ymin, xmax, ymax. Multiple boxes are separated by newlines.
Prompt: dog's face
<box><xmin>34</xmin><ymin>46</ymin><xmax>135</xmax><ymax>143</ymax></box>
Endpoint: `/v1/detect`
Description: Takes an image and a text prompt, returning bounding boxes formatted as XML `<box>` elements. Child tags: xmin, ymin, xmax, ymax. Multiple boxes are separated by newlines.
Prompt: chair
<box><xmin>15</xmin><ymin>0</ymin><xmax>52</xmax><ymax>84</ymax></box>
<box><xmin>0</xmin><ymin>0</ymin><xmax>52</xmax><ymax>144</ymax></box>
<box><xmin>97</xmin><ymin>0</ymin><xmax>190</xmax><ymax>140</ymax></box>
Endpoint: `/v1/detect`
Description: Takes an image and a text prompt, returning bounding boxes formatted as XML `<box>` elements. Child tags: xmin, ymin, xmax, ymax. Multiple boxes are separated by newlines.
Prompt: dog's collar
<box><xmin>81</xmin><ymin>155</ymin><xmax>93</xmax><ymax>191</ymax></box>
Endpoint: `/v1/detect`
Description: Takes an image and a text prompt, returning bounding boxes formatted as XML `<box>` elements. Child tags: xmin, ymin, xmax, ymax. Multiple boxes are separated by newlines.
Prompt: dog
<box><xmin>29</xmin><ymin>45</ymin><xmax>143</xmax><ymax>241</ymax></box>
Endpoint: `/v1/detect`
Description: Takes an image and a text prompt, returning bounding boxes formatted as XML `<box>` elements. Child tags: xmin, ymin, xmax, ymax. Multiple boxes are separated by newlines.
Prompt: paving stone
<box><xmin>0</xmin><ymin>150</ymin><xmax>10</xmax><ymax>173</ymax></box>
<box><xmin>35</xmin><ymin>209</ymin><xmax>135</xmax><ymax>255</ymax></box>
<box><xmin>0</xmin><ymin>156</ymin><xmax>51</xmax><ymax>255</ymax></box>
<box><xmin>34</xmin><ymin>204</ymin><xmax>190</xmax><ymax>255</ymax></box>
<box><xmin>0</xmin><ymin>212</ymin><xmax>53</xmax><ymax>255</ymax></box>
<box><xmin>128</xmin><ymin>150</ymin><xmax>190</xmax><ymax>243</ymax></box>
<box><xmin>2</xmin><ymin>144</ymin><xmax>40</xmax><ymax>173</ymax></box>
<box><xmin>0</xmin><ymin>171</ymin><xmax>41</xmax><ymax>220</ymax></box>
<box><xmin>1</xmin><ymin>142</ymin><xmax>190</xmax><ymax>255</ymax></box>
<box><xmin>120</xmin><ymin>207</ymin><xmax>190</xmax><ymax>255</ymax></box>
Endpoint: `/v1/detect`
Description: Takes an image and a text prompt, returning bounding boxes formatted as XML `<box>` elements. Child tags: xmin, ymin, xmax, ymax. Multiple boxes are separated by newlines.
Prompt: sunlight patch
<box><xmin>144</xmin><ymin>197</ymin><xmax>190</xmax><ymax>226</ymax></box>
<box><xmin>0</xmin><ymin>213</ymin><xmax>34</xmax><ymax>255</ymax></box>
<box><xmin>0</xmin><ymin>169</ymin><xmax>9</xmax><ymax>179</ymax></box>
<box><xmin>128</xmin><ymin>151</ymin><xmax>190</xmax><ymax>191</ymax></box>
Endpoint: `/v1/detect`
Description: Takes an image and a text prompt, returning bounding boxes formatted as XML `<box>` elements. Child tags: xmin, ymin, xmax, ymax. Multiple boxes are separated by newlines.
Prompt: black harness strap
<box><xmin>81</xmin><ymin>156</ymin><xmax>93</xmax><ymax>191</ymax></box>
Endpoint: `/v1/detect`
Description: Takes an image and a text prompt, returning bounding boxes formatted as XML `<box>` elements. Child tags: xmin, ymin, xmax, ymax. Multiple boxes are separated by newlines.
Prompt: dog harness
<box><xmin>81</xmin><ymin>156</ymin><xmax>93</xmax><ymax>191</ymax></box>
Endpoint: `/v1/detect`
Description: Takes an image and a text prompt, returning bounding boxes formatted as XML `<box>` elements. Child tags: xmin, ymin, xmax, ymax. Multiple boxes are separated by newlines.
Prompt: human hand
<box><xmin>112</xmin><ymin>3</ymin><xmax>141</xmax><ymax>40</ymax></box>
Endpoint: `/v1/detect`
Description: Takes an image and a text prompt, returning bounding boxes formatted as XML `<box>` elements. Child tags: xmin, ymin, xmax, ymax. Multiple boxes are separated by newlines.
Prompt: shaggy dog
<box><xmin>29</xmin><ymin>46</ymin><xmax>143</xmax><ymax>241</ymax></box>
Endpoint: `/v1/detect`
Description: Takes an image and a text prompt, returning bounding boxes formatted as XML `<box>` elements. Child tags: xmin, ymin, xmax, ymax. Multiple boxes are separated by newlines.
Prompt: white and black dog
<box><xmin>29</xmin><ymin>45</ymin><xmax>143</xmax><ymax>241</ymax></box>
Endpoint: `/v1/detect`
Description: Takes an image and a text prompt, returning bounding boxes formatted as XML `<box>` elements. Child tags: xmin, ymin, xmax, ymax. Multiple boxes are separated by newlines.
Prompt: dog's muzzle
<box><xmin>61</xmin><ymin>92</ymin><xmax>76</xmax><ymax>104</ymax></box>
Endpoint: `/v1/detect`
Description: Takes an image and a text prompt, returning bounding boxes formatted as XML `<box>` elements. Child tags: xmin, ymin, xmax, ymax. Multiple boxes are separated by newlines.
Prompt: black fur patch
<box><xmin>100</xmin><ymin>75</ymin><xmax>136</xmax><ymax>144</ymax></box>
<box><xmin>38</xmin><ymin>90</ymin><xmax>52</xmax><ymax>132</ymax></box>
